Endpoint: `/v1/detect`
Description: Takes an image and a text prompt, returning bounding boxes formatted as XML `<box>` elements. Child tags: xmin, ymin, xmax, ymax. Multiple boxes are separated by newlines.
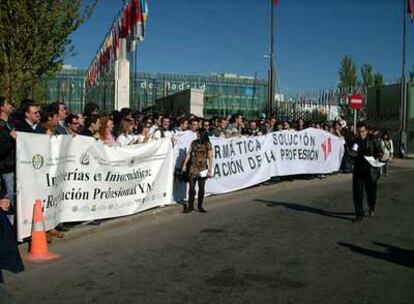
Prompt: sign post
<box><xmin>348</xmin><ymin>93</ymin><xmax>365</xmax><ymax>132</ymax></box>
<box><xmin>353</xmin><ymin>109</ymin><xmax>357</xmax><ymax>131</ymax></box>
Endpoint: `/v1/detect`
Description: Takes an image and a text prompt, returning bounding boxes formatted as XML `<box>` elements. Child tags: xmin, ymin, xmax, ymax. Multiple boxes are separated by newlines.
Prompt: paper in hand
<box><xmin>364</xmin><ymin>156</ymin><xmax>386</xmax><ymax>168</ymax></box>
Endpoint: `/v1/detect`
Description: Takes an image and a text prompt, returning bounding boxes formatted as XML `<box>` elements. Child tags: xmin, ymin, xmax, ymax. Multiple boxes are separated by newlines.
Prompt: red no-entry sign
<box><xmin>348</xmin><ymin>93</ymin><xmax>364</xmax><ymax>110</ymax></box>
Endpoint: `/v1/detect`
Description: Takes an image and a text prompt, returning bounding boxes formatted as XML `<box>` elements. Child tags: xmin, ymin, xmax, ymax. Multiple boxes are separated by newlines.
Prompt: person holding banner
<box><xmin>98</xmin><ymin>116</ymin><xmax>117</xmax><ymax>146</ymax></box>
<box><xmin>188</xmin><ymin>118</ymin><xmax>199</xmax><ymax>133</ymax></box>
<box><xmin>80</xmin><ymin>115</ymin><xmax>101</xmax><ymax>139</ymax></box>
<box><xmin>211</xmin><ymin>118</ymin><xmax>227</xmax><ymax>137</ymax></box>
<box><xmin>181</xmin><ymin>128</ymin><xmax>213</xmax><ymax>213</ymax></box>
<box><xmin>39</xmin><ymin>105</ymin><xmax>59</xmax><ymax>135</ymax></box>
<box><xmin>174</xmin><ymin>118</ymin><xmax>188</xmax><ymax>133</ymax></box>
<box><xmin>225</xmin><ymin>113</ymin><xmax>243</xmax><ymax>138</ymax></box>
<box><xmin>116</xmin><ymin>119</ymin><xmax>139</xmax><ymax>146</ymax></box>
<box><xmin>15</xmin><ymin>100</ymin><xmax>44</xmax><ymax>134</ymax></box>
<box><xmin>153</xmin><ymin>117</ymin><xmax>177</xmax><ymax>146</ymax></box>
<box><xmin>349</xmin><ymin>122</ymin><xmax>383</xmax><ymax>222</ymax></box>
<box><xmin>136</xmin><ymin>121</ymin><xmax>153</xmax><ymax>144</ymax></box>
<box><xmin>65</xmin><ymin>114</ymin><xmax>81</xmax><ymax>135</ymax></box>
<box><xmin>0</xmin><ymin>189</ymin><xmax>24</xmax><ymax>284</ymax></box>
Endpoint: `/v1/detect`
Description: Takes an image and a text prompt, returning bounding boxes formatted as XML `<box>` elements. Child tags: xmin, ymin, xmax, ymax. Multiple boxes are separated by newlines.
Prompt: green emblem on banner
<box><xmin>32</xmin><ymin>154</ymin><xmax>44</xmax><ymax>170</ymax></box>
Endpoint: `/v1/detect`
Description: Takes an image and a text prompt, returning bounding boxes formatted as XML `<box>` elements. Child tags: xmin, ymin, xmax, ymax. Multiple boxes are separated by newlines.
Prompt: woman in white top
<box><xmin>136</xmin><ymin>121</ymin><xmax>152</xmax><ymax>144</ymax></box>
<box><xmin>116</xmin><ymin>119</ymin><xmax>138</xmax><ymax>146</ymax></box>
<box><xmin>380</xmin><ymin>130</ymin><xmax>393</xmax><ymax>176</ymax></box>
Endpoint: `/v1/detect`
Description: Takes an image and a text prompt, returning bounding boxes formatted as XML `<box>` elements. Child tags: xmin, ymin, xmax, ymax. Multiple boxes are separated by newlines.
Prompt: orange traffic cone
<box><xmin>25</xmin><ymin>200</ymin><xmax>61</xmax><ymax>263</ymax></box>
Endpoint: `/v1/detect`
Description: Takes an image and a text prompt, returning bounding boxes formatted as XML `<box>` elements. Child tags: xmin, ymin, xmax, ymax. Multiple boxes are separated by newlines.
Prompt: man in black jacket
<box><xmin>15</xmin><ymin>100</ymin><xmax>44</xmax><ymax>134</ymax></box>
<box><xmin>80</xmin><ymin>115</ymin><xmax>100</xmax><ymax>138</ymax></box>
<box><xmin>0</xmin><ymin>97</ymin><xmax>17</xmax><ymax>219</ymax></box>
<box><xmin>349</xmin><ymin>122</ymin><xmax>384</xmax><ymax>222</ymax></box>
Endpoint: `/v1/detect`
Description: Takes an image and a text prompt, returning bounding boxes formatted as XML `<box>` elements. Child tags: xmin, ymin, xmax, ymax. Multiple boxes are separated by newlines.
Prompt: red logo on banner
<box><xmin>321</xmin><ymin>138</ymin><xmax>332</xmax><ymax>160</ymax></box>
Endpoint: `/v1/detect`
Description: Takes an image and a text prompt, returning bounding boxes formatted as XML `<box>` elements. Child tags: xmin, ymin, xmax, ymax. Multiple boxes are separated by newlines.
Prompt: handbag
<box><xmin>199</xmin><ymin>169</ymin><xmax>209</xmax><ymax>178</ymax></box>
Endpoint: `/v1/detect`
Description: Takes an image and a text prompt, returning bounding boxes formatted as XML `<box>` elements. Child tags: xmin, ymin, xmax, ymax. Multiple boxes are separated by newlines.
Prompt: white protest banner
<box><xmin>174</xmin><ymin>129</ymin><xmax>345</xmax><ymax>195</ymax></box>
<box><xmin>16</xmin><ymin>133</ymin><xmax>174</xmax><ymax>241</ymax></box>
<box><xmin>206</xmin><ymin>135</ymin><xmax>271</xmax><ymax>194</ymax></box>
<box><xmin>267</xmin><ymin>128</ymin><xmax>345</xmax><ymax>177</ymax></box>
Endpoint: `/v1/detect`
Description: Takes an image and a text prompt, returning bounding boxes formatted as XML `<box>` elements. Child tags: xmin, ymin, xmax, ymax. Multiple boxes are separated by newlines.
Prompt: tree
<box><xmin>0</xmin><ymin>0</ymin><xmax>98</xmax><ymax>103</ymax></box>
<box><xmin>338</xmin><ymin>56</ymin><xmax>358</xmax><ymax>97</ymax></box>
<box><xmin>338</xmin><ymin>103</ymin><xmax>354</xmax><ymax>123</ymax></box>
<box><xmin>409</xmin><ymin>65</ymin><xmax>414</xmax><ymax>82</ymax></box>
<box><xmin>374</xmin><ymin>72</ymin><xmax>385</xmax><ymax>86</ymax></box>
<box><xmin>360</xmin><ymin>64</ymin><xmax>374</xmax><ymax>89</ymax></box>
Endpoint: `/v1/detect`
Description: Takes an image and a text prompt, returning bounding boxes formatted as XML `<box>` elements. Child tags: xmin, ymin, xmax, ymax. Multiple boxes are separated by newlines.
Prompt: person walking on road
<box><xmin>181</xmin><ymin>128</ymin><xmax>213</xmax><ymax>213</ymax></box>
<box><xmin>349</xmin><ymin>122</ymin><xmax>384</xmax><ymax>222</ymax></box>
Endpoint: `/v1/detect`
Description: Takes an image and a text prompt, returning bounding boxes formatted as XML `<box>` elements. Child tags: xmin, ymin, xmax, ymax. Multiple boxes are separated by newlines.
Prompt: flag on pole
<box><xmin>141</xmin><ymin>0</ymin><xmax>148</xmax><ymax>23</ymax></box>
<box><xmin>409</xmin><ymin>0</ymin><xmax>414</xmax><ymax>22</ymax></box>
<box><xmin>85</xmin><ymin>0</ymin><xmax>149</xmax><ymax>88</ymax></box>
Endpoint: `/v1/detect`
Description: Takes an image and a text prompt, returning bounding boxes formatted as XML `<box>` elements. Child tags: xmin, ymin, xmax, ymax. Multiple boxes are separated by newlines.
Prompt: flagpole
<box><xmin>402</xmin><ymin>0</ymin><xmax>407</xmax><ymax>82</ymax></box>
<box><xmin>268</xmin><ymin>0</ymin><xmax>275</xmax><ymax>116</ymax></box>
<box><xmin>401</xmin><ymin>0</ymin><xmax>408</xmax><ymax>148</ymax></box>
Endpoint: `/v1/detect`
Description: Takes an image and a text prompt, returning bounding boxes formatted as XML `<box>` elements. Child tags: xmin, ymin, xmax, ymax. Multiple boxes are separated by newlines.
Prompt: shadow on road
<box><xmin>255</xmin><ymin>199</ymin><xmax>354</xmax><ymax>221</ymax></box>
<box><xmin>0</xmin><ymin>285</ymin><xmax>16</xmax><ymax>304</ymax></box>
<box><xmin>338</xmin><ymin>242</ymin><xmax>414</xmax><ymax>268</ymax></box>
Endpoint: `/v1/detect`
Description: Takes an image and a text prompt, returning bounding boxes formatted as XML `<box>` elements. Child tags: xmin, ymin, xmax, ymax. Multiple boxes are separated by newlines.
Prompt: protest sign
<box><xmin>16</xmin><ymin>133</ymin><xmax>174</xmax><ymax>240</ymax></box>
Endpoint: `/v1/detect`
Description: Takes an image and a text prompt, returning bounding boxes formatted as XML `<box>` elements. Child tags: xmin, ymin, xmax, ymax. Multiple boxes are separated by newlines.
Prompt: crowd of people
<box><xmin>0</xmin><ymin>96</ymin><xmax>395</xmax><ymax>283</ymax></box>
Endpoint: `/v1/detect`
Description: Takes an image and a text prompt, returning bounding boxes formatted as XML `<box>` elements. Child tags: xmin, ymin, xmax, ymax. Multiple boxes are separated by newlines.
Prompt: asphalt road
<box><xmin>1</xmin><ymin>160</ymin><xmax>413</xmax><ymax>304</ymax></box>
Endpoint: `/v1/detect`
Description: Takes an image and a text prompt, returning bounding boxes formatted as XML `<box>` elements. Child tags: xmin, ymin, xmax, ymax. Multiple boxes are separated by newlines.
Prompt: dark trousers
<box><xmin>381</xmin><ymin>162</ymin><xmax>389</xmax><ymax>176</ymax></box>
<box><xmin>352</xmin><ymin>171</ymin><xmax>378</xmax><ymax>216</ymax></box>
<box><xmin>188</xmin><ymin>177</ymin><xmax>206</xmax><ymax>210</ymax></box>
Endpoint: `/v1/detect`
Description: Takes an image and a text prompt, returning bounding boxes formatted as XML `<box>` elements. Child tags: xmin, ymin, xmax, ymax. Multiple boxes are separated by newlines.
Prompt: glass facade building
<box><xmin>44</xmin><ymin>67</ymin><xmax>268</xmax><ymax>118</ymax></box>
<box><xmin>43</xmin><ymin>67</ymin><xmax>87</xmax><ymax>114</ymax></box>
